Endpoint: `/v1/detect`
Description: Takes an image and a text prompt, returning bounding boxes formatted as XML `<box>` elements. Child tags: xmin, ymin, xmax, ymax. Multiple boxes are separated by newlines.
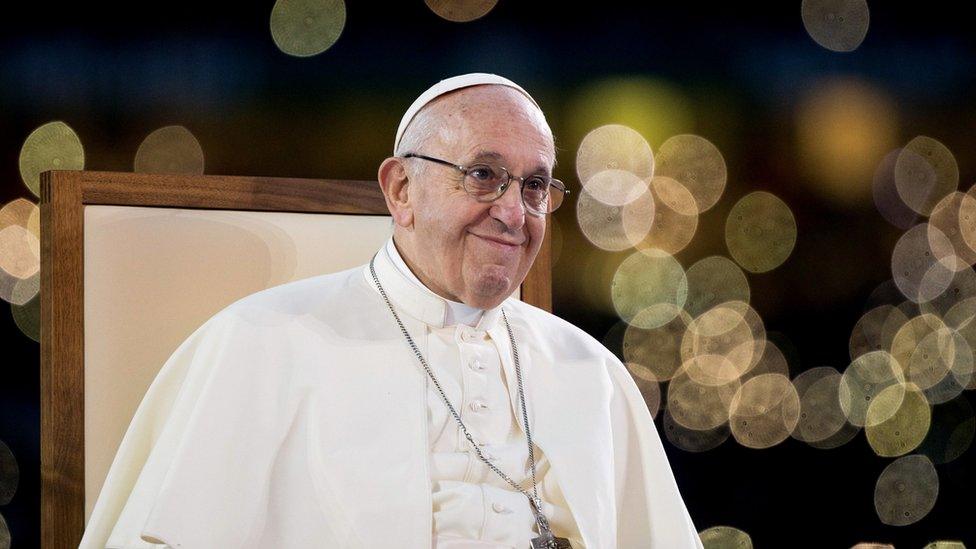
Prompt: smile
<box><xmin>473</xmin><ymin>233</ymin><xmax>522</xmax><ymax>251</ymax></box>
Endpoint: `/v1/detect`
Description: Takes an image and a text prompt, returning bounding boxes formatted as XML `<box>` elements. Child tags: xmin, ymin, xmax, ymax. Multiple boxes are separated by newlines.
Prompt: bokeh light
<box><xmin>801</xmin><ymin>0</ymin><xmax>870</xmax><ymax>52</ymax></box>
<box><xmin>664</xmin><ymin>407</ymin><xmax>731</xmax><ymax>453</ymax></box>
<box><xmin>0</xmin><ymin>440</ymin><xmax>18</xmax><ymax>506</ymax></box>
<box><xmin>0</xmin><ymin>198</ymin><xmax>41</xmax><ymax>307</ymax></box>
<box><xmin>874</xmin><ymin>148</ymin><xmax>922</xmax><ymax>230</ymax></box>
<box><xmin>576</xmin><ymin>124</ymin><xmax>654</xmax><ymax>187</ymax></box>
<box><xmin>576</xmin><ymin>176</ymin><xmax>655</xmax><ymax>251</ymax></box>
<box><xmin>683</xmin><ymin>256</ymin><xmax>751</xmax><ymax>319</ymax></box>
<box><xmin>865</xmin><ymin>382</ymin><xmax>931</xmax><ymax>457</ymax></box>
<box><xmin>611</xmin><ymin>248</ymin><xmax>688</xmax><ymax>329</ymax></box>
<box><xmin>424</xmin><ymin>0</ymin><xmax>499</xmax><ymax>23</ymax></box>
<box><xmin>698</xmin><ymin>525</ymin><xmax>753</xmax><ymax>548</ymax></box>
<box><xmin>623</xmin><ymin>304</ymin><xmax>692</xmax><ymax>382</ymax></box>
<box><xmin>795</xmin><ymin>77</ymin><xmax>898</xmax><ymax>207</ymax></box>
<box><xmin>633</xmin><ymin>176</ymin><xmax>699</xmax><ymax>255</ymax></box>
<box><xmin>269</xmin><ymin>0</ymin><xmax>346</xmax><ymax>57</ymax></box>
<box><xmin>894</xmin><ymin>136</ymin><xmax>959</xmax><ymax>217</ymax></box>
<box><xmin>134</xmin><ymin>125</ymin><xmax>205</xmax><ymax>175</ymax></box>
<box><xmin>891</xmin><ymin>224</ymin><xmax>955</xmax><ymax>304</ymax></box>
<box><xmin>655</xmin><ymin>134</ymin><xmax>727</xmax><ymax>214</ymax></box>
<box><xmin>18</xmin><ymin>121</ymin><xmax>84</xmax><ymax>198</ymax></box>
<box><xmin>923</xmin><ymin>542</ymin><xmax>967</xmax><ymax>549</ymax></box>
<box><xmin>729</xmin><ymin>373</ymin><xmax>800</xmax><ymax>449</ymax></box>
<box><xmin>792</xmin><ymin>366</ymin><xmax>849</xmax><ymax>444</ymax></box>
<box><xmin>725</xmin><ymin>191</ymin><xmax>797</xmax><ymax>273</ymax></box>
<box><xmin>625</xmin><ymin>362</ymin><xmax>661</xmax><ymax>418</ymax></box>
<box><xmin>566</xmin><ymin>77</ymin><xmax>694</xmax><ymax>151</ymax></box>
<box><xmin>874</xmin><ymin>454</ymin><xmax>939</xmax><ymax>526</ymax></box>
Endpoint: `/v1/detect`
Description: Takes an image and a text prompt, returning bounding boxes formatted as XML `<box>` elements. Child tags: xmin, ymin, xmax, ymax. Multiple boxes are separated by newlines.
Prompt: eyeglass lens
<box><xmin>465</xmin><ymin>164</ymin><xmax>562</xmax><ymax>213</ymax></box>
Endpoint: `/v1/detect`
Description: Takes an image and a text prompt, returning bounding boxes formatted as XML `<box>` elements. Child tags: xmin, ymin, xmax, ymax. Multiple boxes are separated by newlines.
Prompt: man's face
<box><xmin>400</xmin><ymin>86</ymin><xmax>554</xmax><ymax>309</ymax></box>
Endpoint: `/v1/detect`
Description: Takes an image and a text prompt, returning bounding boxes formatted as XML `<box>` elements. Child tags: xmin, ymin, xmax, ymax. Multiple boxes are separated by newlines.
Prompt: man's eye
<box><xmin>469</xmin><ymin>166</ymin><xmax>496</xmax><ymax>181</ymax></box>
<box><xmin>525</xmin><ymin>177</ymin><xmax>548</xmax><ymax>191</ymax></box>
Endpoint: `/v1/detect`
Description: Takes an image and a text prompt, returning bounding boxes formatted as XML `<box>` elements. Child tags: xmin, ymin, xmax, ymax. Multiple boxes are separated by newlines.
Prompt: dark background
<box><xmin>1</xmin><ymin>1</ymin><xmax>974</xmax><ymax>547</ymax></box>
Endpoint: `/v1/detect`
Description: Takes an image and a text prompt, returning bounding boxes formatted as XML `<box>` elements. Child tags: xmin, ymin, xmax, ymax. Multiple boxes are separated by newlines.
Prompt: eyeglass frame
<box><xmin>398</xmin><ymin>152</ymin><xmax>569</xmax><ymax>216</ymax></box>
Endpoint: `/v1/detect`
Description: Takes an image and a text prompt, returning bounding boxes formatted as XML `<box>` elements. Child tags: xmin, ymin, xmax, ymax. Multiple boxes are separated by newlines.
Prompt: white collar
<box><xmin>363</xmin><ymin>235</ymin><xmax>506</xmax><ymax>331</ymax></box>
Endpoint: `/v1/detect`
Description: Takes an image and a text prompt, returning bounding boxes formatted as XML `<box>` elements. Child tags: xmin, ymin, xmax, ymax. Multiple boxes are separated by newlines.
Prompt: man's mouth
<box><xmin>472</xmin><ymin>233</ymin><xmax>523</xmax><ymax>250</ymax></box>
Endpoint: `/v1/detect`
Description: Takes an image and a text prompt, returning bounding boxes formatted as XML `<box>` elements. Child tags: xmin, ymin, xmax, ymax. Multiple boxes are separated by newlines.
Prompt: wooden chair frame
<box><xmin>38</xmin><ymin>169</ymin><xmax>552</xmax><ymax>548</ymax></box>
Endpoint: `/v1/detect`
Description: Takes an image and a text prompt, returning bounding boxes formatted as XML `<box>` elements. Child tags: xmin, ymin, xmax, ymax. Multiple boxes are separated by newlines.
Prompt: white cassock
<box><xmin>80</xmin><ymin>235</ymin><xmax>704</xmax><ymax>549</ymax></box>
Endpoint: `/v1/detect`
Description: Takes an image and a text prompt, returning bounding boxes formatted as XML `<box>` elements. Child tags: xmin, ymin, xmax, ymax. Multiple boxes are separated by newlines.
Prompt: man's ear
<box><xmin>378</xmin><ymin>156</ymin><xmax>414</xmax><ymax>229</ymax></box>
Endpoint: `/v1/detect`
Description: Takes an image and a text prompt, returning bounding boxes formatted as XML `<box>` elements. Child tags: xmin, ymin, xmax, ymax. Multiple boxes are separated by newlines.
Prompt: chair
<box><xmin>39</xmin><ymin>169</ymin><xmax>553</xmax><ymax>548</ymax></box>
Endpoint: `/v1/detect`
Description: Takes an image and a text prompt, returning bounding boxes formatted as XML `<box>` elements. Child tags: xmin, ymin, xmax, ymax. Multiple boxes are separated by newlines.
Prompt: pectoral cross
<box><xmin>528</xmin><ymin>496</ymin><xmax>573</xmax><ymax>548</ymax></box>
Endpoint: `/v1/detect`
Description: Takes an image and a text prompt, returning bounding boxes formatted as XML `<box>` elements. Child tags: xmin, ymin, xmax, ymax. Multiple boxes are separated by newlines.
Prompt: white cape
<box><xmin>80</xmin><ymin>250</ymin><xmax>704</xmax><ymax>548</ymax></box>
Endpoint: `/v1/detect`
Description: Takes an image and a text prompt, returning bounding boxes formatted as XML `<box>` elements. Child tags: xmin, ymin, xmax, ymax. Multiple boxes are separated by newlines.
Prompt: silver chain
<box><xmin>368</xmin><ymin>253</ymin><xmax>552</xmax><ymax>533</ymax></box>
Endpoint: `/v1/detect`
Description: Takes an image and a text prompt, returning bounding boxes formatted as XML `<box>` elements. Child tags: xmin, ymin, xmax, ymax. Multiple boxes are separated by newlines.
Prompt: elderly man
<box><xmin>80</xmin><ymin>73</ymin><xmax>703</xmax><ymax>549</ymax></box>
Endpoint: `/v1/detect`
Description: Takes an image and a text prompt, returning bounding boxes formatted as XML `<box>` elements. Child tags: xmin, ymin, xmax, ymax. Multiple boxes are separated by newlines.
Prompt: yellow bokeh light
<box><xmin>699</xmin><ymin>525</ymin><xmax>753</xmax><ymax>548</ymax></box>
<box><xmin>566</xmin><ymin>76</ymin><xmax>694</xmax><ymax>152</ymax></box>
<box><xmin>795</xmin><ymin>77</ymin><xmax>898</xmax><ymax>207</ymax></box>
<box><xmin>19</xmin><ymin>120</ymin><xmax>85</xmax><ymax>198</ymax></box>
<box><xmin>839</xmin><ymin>350</ymin><xmax>905</xmax><ymax>427</ymax></box>
<box><xmin>865</xmin><ymin>382</ymin><xmax>931</xmax><ymax>457</ymax></box>
<box><xmin>270</xmin><ymin>0</ymin><xmax>346</xmax><ymax>57</ymax></box>
<box><xmin>610</xmin><ymin>248</ymin><xmax>688</xmax><ymax>329</ymax></box>
<box><xmin>424</xmin><ymin>0</ymin><xmax>499</xmax><ymax>23</ymax></box>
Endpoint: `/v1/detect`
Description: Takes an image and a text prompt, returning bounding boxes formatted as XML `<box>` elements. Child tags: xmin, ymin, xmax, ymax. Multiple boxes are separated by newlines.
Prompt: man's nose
<box><xmin>489</xmin><ymin>179</ymin><xmax>526</xmax><ymax>230</ymax></box>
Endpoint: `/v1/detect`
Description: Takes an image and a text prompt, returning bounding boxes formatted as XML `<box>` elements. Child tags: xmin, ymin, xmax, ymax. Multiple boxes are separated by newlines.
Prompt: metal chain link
<box><xmin>368</xmin><ymin>253</ymin><xmax>549</xmax><ymax>527</ymax></box>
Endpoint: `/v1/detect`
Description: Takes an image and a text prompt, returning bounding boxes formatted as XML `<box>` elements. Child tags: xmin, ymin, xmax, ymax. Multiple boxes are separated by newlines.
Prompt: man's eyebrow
<box><xmin>470</xmin><ymin>150</ymin><xmax>553</xmax><ymax>175</ymax></box>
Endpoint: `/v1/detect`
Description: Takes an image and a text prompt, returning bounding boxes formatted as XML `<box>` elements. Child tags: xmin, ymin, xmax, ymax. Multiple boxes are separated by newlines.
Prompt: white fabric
<box><xmin>382</xmin><ymin>235</ymin><xmax>581</xmax><ymax>547</ymax></box>
<box><xmin>386</xmin><ymin>235</ymin><xmax>485</xmax><ymax>328</ymax></box>
<box><xmin>79</xmin><ymin>235</ymin><xmax>704</xmax><ymax>548</ymax></box>
<box><xmin>394</xmin><ymin>73</ymin><xmax>542</xmax><ymax>154</ymax></box>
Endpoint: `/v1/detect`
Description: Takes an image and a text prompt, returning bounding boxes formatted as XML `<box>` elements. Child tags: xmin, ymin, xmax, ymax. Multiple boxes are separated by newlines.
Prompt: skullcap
<box><xmin>394</xmin><ymin>72</ymin><xmax>541</xmax><ymax>154</ymax></box>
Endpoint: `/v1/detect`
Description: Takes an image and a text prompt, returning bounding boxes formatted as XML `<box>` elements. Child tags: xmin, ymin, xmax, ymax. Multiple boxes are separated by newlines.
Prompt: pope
<box><xmin>79</xmin><ymin>73</ymin><xmax>705</xmax><ymax>548</ymax></box>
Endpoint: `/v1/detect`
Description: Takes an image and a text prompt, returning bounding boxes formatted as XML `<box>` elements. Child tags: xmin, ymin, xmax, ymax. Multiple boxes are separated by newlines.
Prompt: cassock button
<box><xmin>469</xmin><ymin>360</ymin><xmax>485</xmax><ymax>371</ymax></box>
<box><xmin>492</xmin><ymin>502</ymin><xmax>510</xmax><ymax>514</ymax></box>
<box><xmin>469</xmin><ymin>400</ymin><xmax>488</xmax><ymax>412</ymax></box>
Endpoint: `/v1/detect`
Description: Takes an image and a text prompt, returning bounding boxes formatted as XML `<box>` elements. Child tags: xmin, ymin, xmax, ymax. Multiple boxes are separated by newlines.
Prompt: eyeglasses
<box><xmin>400</xmin><ymin>152</ymin><xmax>569</xmax><ymax>216</ymax></box>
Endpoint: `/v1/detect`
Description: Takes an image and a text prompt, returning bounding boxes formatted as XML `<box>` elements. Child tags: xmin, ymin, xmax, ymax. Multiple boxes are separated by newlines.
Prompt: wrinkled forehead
<box><xmin>448</xmin><ymin>84</ymin><xmax>550</xmax><ymax>128</ymax></box>
<box><xmin>432</xmin><ymin>87</ymin><xmax>555</xmax><ymax>163</ymax></box>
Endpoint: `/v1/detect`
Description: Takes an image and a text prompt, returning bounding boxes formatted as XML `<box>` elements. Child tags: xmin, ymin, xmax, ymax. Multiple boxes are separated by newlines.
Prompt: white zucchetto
<box><xmin>394</xmin><ymin>72</ymin><xmax>542</xmax><ymax>154</ymax></box>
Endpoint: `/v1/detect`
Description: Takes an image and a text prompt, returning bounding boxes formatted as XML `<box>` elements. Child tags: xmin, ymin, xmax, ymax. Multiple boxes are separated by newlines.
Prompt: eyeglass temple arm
<box><xmin>401</xmin><ymin>153</ymin><xmax>464</xmax><ymax>172</ymax></box>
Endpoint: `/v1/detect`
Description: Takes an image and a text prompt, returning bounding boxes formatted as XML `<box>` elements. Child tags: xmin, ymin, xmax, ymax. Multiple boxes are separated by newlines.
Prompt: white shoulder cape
<box><xmin>79</xmin><ymin>260</ymin><xmax>704</xmax><ymax>548</ymax></box>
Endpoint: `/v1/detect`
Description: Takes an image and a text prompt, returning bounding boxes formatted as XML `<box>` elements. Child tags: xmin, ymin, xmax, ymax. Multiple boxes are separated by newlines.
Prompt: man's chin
<box><xmin>468</xmin><ymin>271</ymin><xmax>514</xmax><ymax>303</ymax></box>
